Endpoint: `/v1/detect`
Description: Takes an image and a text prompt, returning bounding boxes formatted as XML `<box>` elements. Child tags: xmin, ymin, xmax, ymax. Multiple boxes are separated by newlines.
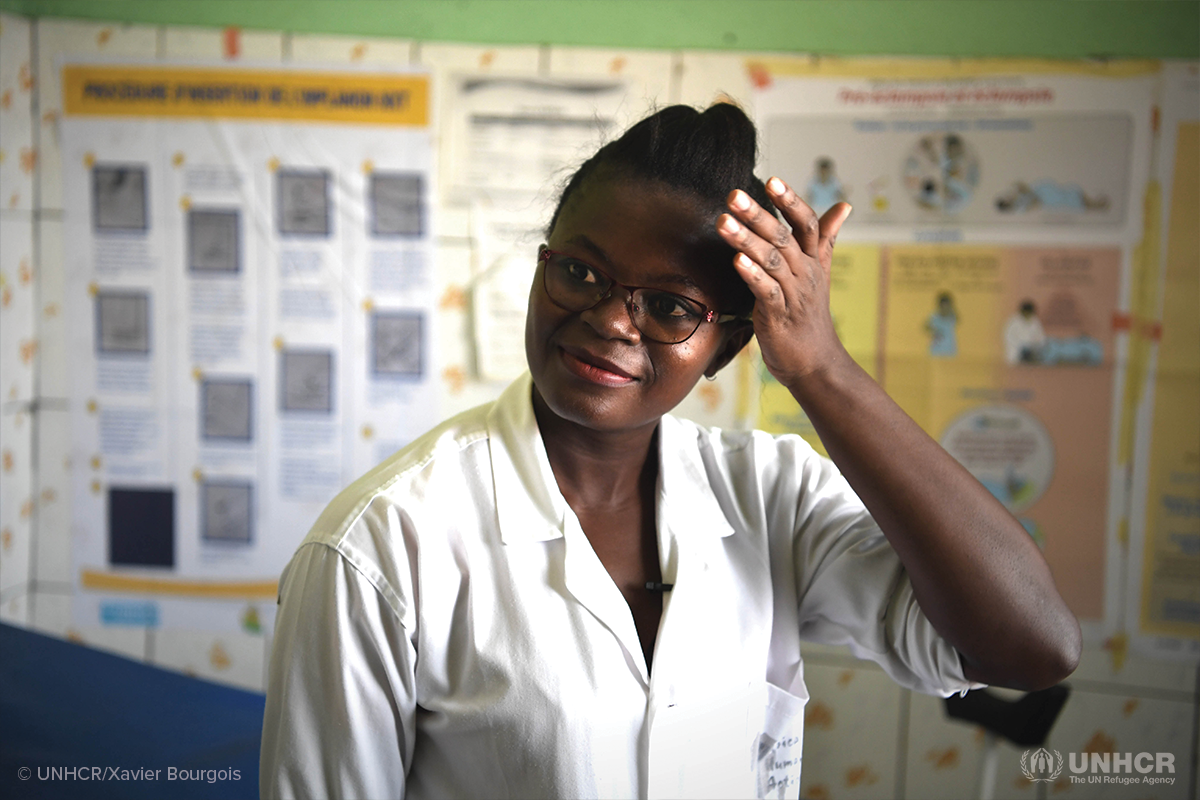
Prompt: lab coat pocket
<box><xmin>755</xmin><ymin>682</ymin><xmax>807</xmax><ymax>799</ymax></box>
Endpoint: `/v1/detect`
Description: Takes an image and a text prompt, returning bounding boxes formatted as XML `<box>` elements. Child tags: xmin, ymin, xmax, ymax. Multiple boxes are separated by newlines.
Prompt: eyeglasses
<box><xmin>538</xmin><ymin>246</ymin><xmax>743</xmax><ymax>345</ymax></box>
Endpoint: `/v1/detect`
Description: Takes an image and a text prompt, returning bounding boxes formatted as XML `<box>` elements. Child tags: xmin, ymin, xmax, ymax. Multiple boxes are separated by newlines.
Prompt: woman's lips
<box><xmin>559</xmin><ymin>347</ymin><xmax>637</xmax><ymax>386</ymax></box>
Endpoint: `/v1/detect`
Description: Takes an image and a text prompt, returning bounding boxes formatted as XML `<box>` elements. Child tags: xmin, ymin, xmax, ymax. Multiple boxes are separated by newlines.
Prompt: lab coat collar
<box><xmin>487</xmin><ymin>374</ymin><xmax>734</xmax><ymax>545</ymax></box>
<box><xmin>488</xmin><ymin>373</ymin><xmax>567</xmax><ymax>545</ymax></box>
<box><xmin>656</xmin><ymin>412</ymin><xmax>736</xmax><ymax>541</ymax></box>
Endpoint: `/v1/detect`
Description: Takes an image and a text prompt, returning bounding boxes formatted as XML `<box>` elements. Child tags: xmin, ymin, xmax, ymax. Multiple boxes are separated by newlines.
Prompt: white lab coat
<box><xmin>1004</xmin><ymin>314</ymin><xmax>1046</xmax><ymax>364</ymax></box>
<box><xmin>261</xmin><ymin>374</ymin><xmax>975</xmax><ymax>800</ymax></box>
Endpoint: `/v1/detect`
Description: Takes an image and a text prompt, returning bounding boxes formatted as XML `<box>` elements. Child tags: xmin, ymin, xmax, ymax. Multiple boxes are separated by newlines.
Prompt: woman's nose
<box><xmin>581</xmin><ymin>288</ymin><xmax>641</xmax><ymax>341</ymax></box>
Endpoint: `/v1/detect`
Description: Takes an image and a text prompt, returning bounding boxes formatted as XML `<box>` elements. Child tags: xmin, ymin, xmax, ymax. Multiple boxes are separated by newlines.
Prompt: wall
<box><xmin>1</xmin><ymin>0</ymin><xmax>1199</xmax><ymax>58</ymax></box>
<box><xmin>0</xmin><ymin>3</ymin><xmax>1196</xmax><ymax>799</ymax></box>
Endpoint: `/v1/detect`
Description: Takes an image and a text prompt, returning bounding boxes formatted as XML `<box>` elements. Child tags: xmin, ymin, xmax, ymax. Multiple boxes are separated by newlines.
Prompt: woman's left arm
<box><xmin>716</xmin><ymin>178</ymin><xmax>1080</xmax><ymax>691</ymax></box>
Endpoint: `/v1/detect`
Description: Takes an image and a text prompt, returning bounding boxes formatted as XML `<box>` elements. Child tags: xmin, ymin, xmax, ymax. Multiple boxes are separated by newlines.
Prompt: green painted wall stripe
<box><xmin>0</xmin><ymin>1</ymin><xmax>1196</xmax><ymax>59</ymax></box>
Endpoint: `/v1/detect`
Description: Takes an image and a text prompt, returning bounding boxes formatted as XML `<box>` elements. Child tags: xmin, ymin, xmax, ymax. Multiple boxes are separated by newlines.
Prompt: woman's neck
<box><xmin>532</xmin><ymin>388</ymin><xmax>660</xmax><ymax>512</ymax></box>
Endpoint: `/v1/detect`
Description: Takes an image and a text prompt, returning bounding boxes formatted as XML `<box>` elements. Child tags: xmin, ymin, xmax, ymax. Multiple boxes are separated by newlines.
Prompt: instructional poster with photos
<box><xmin>749</xmin><ymin>59</ymin><xmax>1160</xmax><ymax>637</ymax></box>
<box><xmin>60</xmin><ymin>62</ymin><xmax>436</xmax><ymax>631</ymax></box>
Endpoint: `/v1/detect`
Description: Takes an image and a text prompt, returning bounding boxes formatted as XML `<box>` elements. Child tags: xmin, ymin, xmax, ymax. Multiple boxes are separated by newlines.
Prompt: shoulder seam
<box><xmin>323</xmin><ymin>428</ymin><xmax>491</xmax><ymax>547</ymax></box>
<box><xmin>296</xmin><ymin>540</ymin><xmax>411</xmax><ymax>629</ymax></box>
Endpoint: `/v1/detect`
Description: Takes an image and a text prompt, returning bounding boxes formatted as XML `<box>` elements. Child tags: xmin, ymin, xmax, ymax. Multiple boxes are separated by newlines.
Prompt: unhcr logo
<box><xmin>1020</xmin><ymin>748</ymin><xmax>1063</xmax><ymax>782</ymax></box>
<box><xmin>1022</xmin><ymin>749</ymin><xmax>1178</xmax><ymax>787</ymax></box>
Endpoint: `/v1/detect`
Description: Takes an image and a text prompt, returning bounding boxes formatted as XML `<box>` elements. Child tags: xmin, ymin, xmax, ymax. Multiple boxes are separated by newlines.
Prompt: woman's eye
<box><xmin>562</xmin><ymin>259</ymin><xmax>599</xmax><ymax>284</ymax></box>
<box><xmin>645</xmin><ymin>293</ymin><xmax>698</xmax><ymax>320</ymax></box>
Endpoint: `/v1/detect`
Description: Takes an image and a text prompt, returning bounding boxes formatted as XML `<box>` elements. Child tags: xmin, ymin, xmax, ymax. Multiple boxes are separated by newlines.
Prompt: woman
<box><xmin>261</xmin><ymin>104</ymin><xmax>1080</xmax><ymax>799</ymax></box>
<box><xmin>926</xmin><ymin>291</ymin><xmax>959</xmax><ymax>357</ymax></box>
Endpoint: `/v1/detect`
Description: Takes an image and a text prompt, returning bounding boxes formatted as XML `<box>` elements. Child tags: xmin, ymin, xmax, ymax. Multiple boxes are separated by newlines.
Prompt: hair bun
<box><xmin>548</xmin><ymin>103</ymin><xmax>772</xmax><ymax>234</ymax></box>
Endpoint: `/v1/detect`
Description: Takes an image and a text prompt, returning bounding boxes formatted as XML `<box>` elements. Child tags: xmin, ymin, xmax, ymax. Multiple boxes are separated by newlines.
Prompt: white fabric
<box><xmin>261</xmin><ymin>373</ymin><xmax>976</xmax><ymax>800</ymax></box>
<box><xmin>1004</xmin><ymin>314</ymin><xmax>1046</xmax><ymax>364</ymax></box>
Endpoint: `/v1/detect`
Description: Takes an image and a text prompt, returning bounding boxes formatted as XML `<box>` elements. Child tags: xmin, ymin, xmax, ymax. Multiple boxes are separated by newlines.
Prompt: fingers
<box><xmin>722</xmin><ymin>180</ymin><xmax>851</xmax><ymax>268</ymax></box>
<box><xmin>731</xmin><ymin>249</ymin><xmax>783</xmax><ymax>310</ymax></box>
<box><xmin>764</xmin><ymin>177</ymin><xmax>821</xmax><ymax>256</ymax></box>
<box><xmin>719</xmin><ymin>214</ymin><xmax>785</xmax><ymax>311</ymax></box>
<box><xmin>722</xmin><ymin>189</ymin><xmax>797</xmax><ymax>271</ymax></box>
<box><xmin>817</xmin><ymin>201</ymin><xmax>853</xmax><ymax>264</ymax></box>
<box><xmin>718</xmin><ymin>210</ymin><xmax>789</xmax><ymax>279</ymax></box>
<box><xmin>716</xmin><ymin>179</ymin><xmax>854</xmax><ymax>311</ymax></box>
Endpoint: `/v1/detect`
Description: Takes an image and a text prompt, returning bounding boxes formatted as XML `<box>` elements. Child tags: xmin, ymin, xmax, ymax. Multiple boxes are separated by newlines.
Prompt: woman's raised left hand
<box><xmin>716</xmin><ymin>178</ymin><xmax>852</xmax><ymax>390</ymax></box>
<box><xmin>717</xmin><ymin>180</ymin><xmax>1080</xmax><ymax>692</ymax></box>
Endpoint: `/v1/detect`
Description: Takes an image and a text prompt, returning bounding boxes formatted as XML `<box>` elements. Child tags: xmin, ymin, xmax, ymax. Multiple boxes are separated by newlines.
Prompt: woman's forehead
<box><xmin>552</xmin><ymin>178</ymin><xmax>726</xmax><ymax>263</ymax></box>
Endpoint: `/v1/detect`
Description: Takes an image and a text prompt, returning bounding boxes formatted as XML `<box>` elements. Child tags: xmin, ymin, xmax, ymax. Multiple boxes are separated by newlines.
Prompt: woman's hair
<box><xmin>546</xmin><ymin>103</ymin><xmax>774</xmax><ymax>314</ymax></box>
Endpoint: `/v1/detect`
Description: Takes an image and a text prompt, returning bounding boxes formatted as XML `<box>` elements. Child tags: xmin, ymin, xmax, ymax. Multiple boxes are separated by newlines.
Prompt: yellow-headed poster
<box><xmin>752</xmin><ymin>58</ymin><xmax>1159</xmax><ymax>635</ymax></box>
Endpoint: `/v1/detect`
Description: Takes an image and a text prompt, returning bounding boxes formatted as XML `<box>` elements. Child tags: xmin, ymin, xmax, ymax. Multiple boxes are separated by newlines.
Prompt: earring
<box><xmin>704</xmin><ymin>374</ymin><xmax>717</xmax><ymax>382</ymax></box>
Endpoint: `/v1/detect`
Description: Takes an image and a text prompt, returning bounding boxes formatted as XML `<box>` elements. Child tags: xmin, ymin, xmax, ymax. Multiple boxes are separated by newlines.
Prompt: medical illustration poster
<box><xmin>751</xmin><ymin>59</ymin><xmax>1158</xmax><ymax>630</ymax></box>
<box><xmin>886</xmin><ymin>245</ymin><xmax>1120</xmax><ymax>622</ymax></box>
<box><xmin>765</xmin><ymin>115</ymin><xmax>1131</xmax><ymax>226</ymax></box>
<box><xmin>60</xmin><ymin>62</ymin><xmax>435</xmax><ymax>630</ymax></box>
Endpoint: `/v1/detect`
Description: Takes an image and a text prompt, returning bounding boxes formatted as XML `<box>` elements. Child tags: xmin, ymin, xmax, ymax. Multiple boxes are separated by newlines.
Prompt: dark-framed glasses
<box><xmin>538</xmin><ymin>246</ymin><xmax>743</xmax><ymax>345</ymax></box>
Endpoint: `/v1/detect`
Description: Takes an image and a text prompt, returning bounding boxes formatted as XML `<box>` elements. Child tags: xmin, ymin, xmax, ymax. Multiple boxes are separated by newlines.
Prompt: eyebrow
<box><xmin>562</xmin><ymin>234</ymin><xmax>707</xmax><ymax>296</ymax></box>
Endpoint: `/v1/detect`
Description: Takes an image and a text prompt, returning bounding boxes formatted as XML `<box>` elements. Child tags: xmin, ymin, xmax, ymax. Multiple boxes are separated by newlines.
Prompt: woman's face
<box><xmin>525</xmin><ymin>177</ymin><xmax>749</xmax><ymax>434</ymax></box>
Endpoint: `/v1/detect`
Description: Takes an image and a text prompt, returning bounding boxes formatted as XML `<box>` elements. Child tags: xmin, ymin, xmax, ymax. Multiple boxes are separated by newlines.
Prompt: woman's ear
<box><xmin>703</xmin><ymin>321</ymin><xmax>755</xmax><ymax>379</ymax></box>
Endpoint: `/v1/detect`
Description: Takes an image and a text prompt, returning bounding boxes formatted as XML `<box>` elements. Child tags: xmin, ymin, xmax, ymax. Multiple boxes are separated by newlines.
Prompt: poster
<box><xmin>441</xmin><ymin>74</ymin><xmax>626</xmax><ymax>205</ymax></box>
<box><xmin>1127</xmin><ymin>62</ymin><xmax>1200</xmax><ymax>657</ymax></box>
<box><xmin>438</xmin><ymin>75</ymin><xmax>630</xmax><ymax>381</ymax></box>
<box><xmin>751</xmin><ymin>59</ymin><xmax>1159</xmax><ymax>632</ymax></box>
<box><xmin>61</xmin><ymin>63</ymin><xmax>436</xmax><ymax>631</ymax></box>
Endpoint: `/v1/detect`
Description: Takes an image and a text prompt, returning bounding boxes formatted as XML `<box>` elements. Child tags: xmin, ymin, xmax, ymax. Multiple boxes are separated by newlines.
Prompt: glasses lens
<box><xmin>544</xmin><ymin>252</ymin><xmax>609</xmax><ymax>311</ymax></box>
<box><xmin>631</xmin><ymin>290</ymin><xmax>704</xmax><ymax>344</ymax></box>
